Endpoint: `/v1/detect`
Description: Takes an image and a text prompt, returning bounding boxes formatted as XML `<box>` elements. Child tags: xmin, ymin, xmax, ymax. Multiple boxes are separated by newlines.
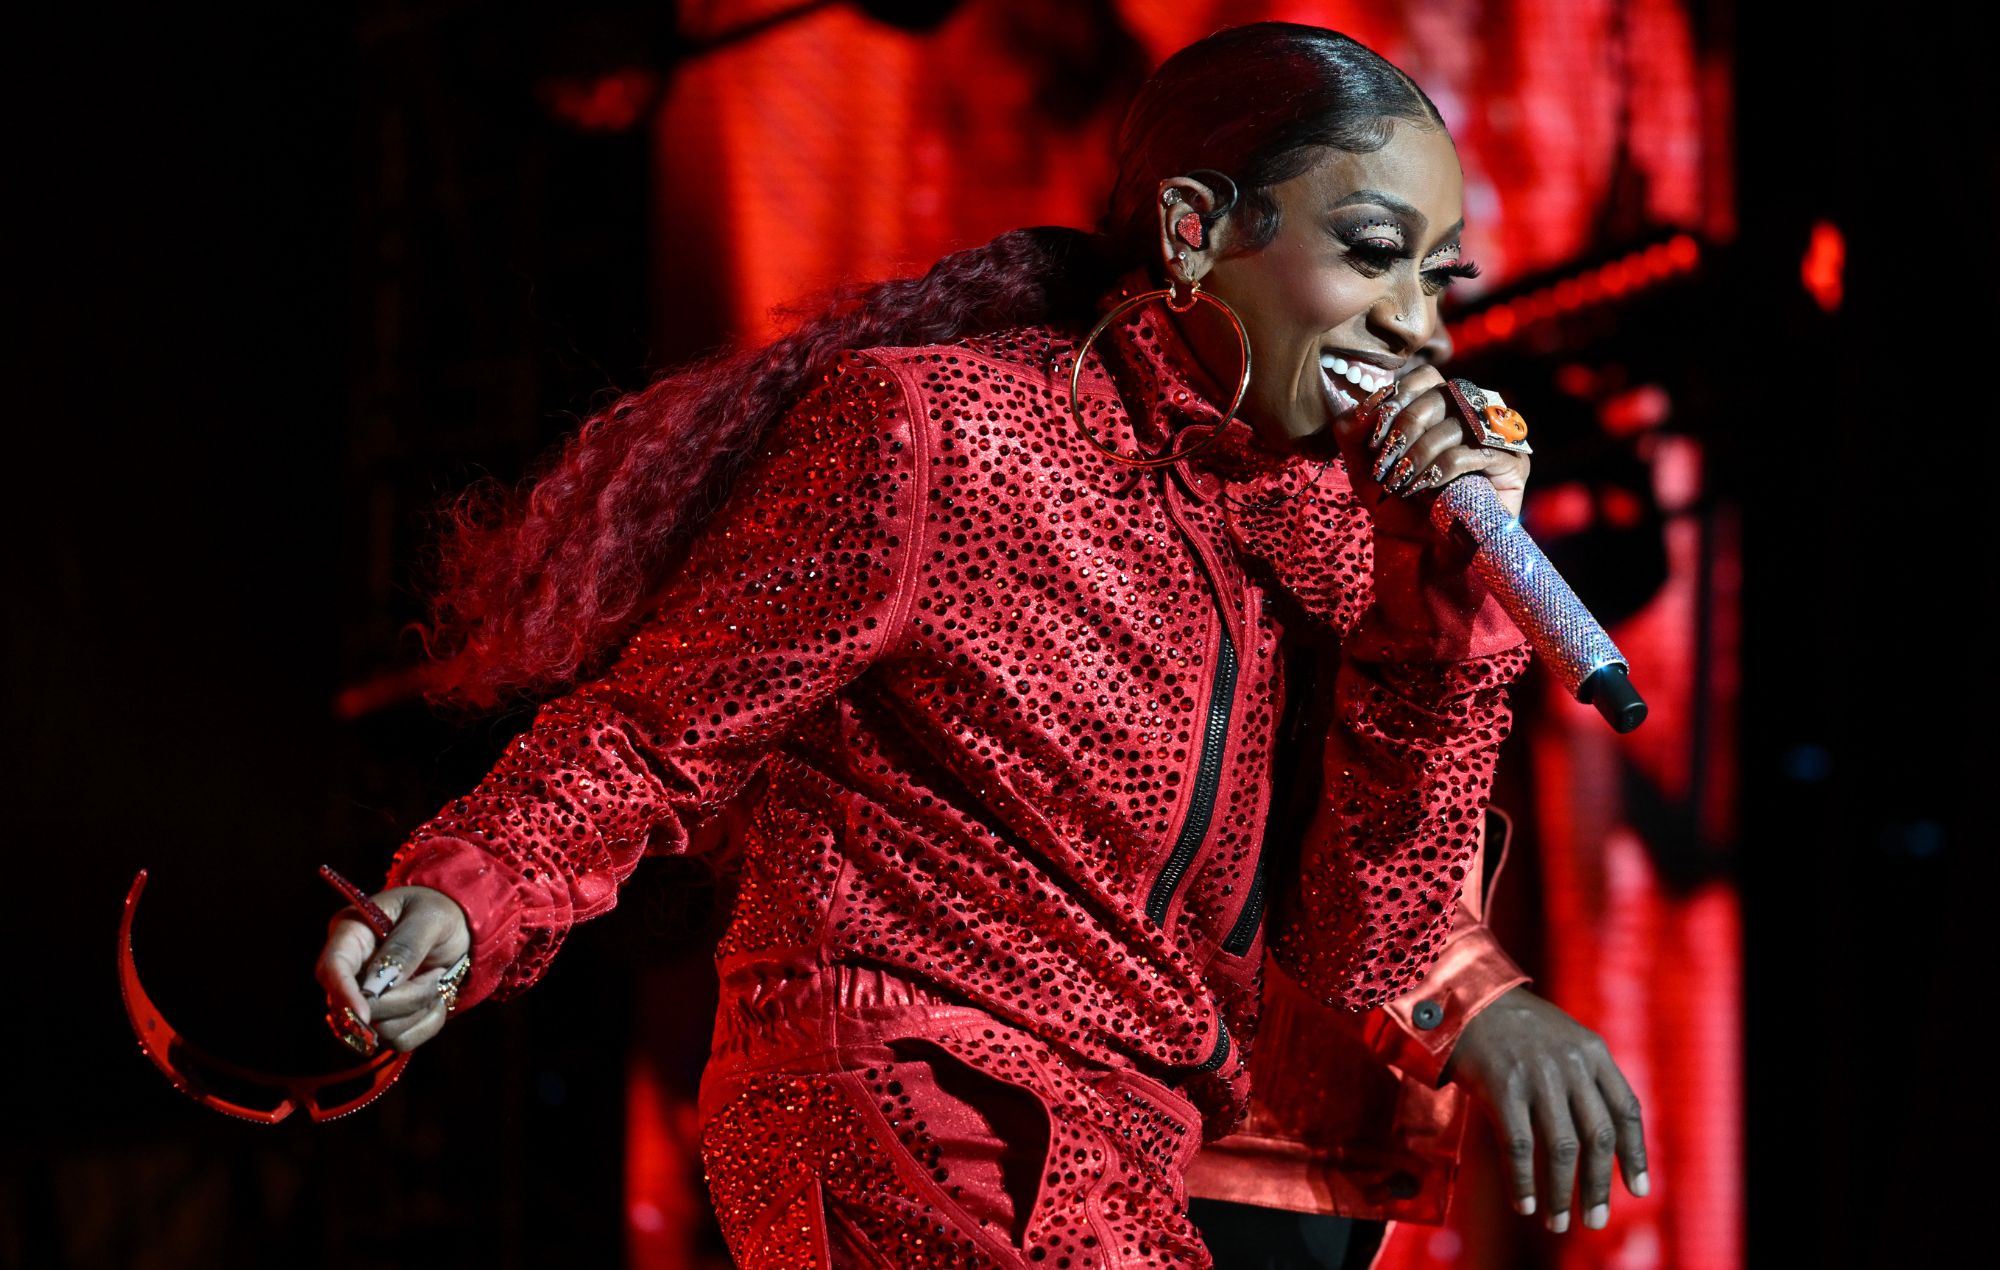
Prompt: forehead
<box><xmin>1275</xmin><ymin>121</ymin><xmax>1464</xmax><ymax>240</ymax></box>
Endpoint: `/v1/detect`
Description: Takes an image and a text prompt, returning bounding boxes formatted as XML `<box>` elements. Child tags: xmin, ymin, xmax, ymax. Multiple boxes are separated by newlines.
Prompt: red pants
<box><xmin>698</xmin><ymin>957</ymin><xmax>1215</xmax><ymax>1268</ymax></box>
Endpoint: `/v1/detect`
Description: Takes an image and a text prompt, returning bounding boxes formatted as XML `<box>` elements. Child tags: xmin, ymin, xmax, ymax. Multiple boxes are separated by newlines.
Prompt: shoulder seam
<box><xmin>844</xmin><ymin>351</ymin><xmax>930</xmax><ymax>662</ymax></box>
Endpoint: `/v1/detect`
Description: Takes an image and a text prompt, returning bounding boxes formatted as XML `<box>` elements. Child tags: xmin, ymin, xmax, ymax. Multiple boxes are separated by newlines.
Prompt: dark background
<box><xmin>5</xmin><ymin>4</ymin><xmax>1984</xmax><ymax>1267</ymax></box>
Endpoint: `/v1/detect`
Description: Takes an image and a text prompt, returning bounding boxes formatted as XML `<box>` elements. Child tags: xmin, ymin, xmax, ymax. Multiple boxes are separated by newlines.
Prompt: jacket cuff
<box><xmin>1361</xmin><ymin>923</ymin><xmax>1531</xmax><ymax>1088</ymax></box>
<box><xmin>385</xmin><ymin>837</ymin><xmax>525</xmax><ymax>1013</ymax></box>
<box><xmin>1347</xmin><ymin>531</ymin><xmax>1526</xmax><ymax>667</ymax></box>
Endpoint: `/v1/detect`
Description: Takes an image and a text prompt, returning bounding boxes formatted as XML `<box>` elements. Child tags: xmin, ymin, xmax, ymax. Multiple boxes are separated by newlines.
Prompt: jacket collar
<box><xmin>1092</xmin><ymin>267</ymin><xmax>1313</xmax><ymax>499</ymax></box>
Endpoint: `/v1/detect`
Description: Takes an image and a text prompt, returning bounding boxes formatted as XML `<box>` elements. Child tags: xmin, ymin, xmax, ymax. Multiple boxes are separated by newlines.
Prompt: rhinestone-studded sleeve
<box><xmin>383</xmin><ymin>351</ymin><xmax>922</xmax><ymax>1011</ymax></box>
<box><xmin>1266</xmin><ymin>512</ymin><xmax>1532</xmax><ymax>1013</ymax></box>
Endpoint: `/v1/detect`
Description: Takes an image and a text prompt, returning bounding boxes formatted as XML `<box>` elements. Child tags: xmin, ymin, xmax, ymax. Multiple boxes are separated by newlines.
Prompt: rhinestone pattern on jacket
<box><xmin>700</xmin><ymin>1011</ymin><xmax>1212</xmax><ymax>1268</ymax></box>
<box><xmin>386</xmin><ymin>269</ymin><xmax>1530</xmax><ymax>1145</ymax></box>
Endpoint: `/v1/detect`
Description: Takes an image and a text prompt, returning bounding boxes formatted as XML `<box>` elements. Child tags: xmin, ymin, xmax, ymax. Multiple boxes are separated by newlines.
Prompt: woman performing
<box><xmin>315</xmin><ymin>22</ymin><xmax>1647</xmax><ymax>1268</ymax></box>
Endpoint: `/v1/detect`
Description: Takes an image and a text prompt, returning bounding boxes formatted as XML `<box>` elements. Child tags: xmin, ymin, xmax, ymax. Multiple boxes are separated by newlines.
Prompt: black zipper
<box><xmin>1195</xmin><ymin>1015</ymin><xmax>1231</xmax><ymax>1072</ymax></box>
<box><xmin>1221</xmin><ymin>853</ymin><xmax>1267</xmax><ymax>955</ymax></box>
<box><xmin>1218</xmin><ymin>585</ymin><xmax>1325</xmax><ymax>959</ymax></box>
<box><xmin>1153</xmin><ymin>473</ymin><xmax>1244</xmax><ymax>1079</ymax></box>
<box><xmin>1145</xmin><ymin>623</ymin><xmax>1236</xmax><ymax>924</ymax></box>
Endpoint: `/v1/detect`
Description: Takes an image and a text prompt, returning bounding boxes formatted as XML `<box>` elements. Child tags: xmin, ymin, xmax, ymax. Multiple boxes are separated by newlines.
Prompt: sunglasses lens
<box><xmin>152</xmin><ymin>1038</ymin><xmax>299</xmax><ymax>1123</ymax></box>
<box><xmin>303</xmin><ymin>1054</ymin><xmax>411</xmax><ymax>1122</ymax></box>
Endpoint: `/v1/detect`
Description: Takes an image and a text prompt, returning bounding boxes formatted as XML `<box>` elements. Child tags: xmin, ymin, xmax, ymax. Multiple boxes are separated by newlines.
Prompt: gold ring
<box><xmin>437</xmin><ymin>952</ymin><xmax>472</xmax><ymax>994</ymax></box>
<box><xmin>435</xmin><ymin>952</ymin><xmax>472</xmax><ymax>1012</ymax></box>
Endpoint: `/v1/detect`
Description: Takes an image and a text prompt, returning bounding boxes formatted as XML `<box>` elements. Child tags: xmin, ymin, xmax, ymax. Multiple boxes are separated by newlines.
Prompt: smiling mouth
<box><xmin>1318</xmin><ymin>351</ymin><xmax>1395</xmax><ymax>419</ymax></box>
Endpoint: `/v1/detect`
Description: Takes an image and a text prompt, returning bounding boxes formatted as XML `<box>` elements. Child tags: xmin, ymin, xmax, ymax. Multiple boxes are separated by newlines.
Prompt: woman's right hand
<box><xmin>315</xmin><ymin>885</ymin><xmax>472</xmax><ymax>1053</ymax></box>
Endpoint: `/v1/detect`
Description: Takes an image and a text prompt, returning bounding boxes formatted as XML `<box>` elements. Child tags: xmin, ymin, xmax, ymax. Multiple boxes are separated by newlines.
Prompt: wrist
<box><xmin>1367</xmin><ymin>927</ymin><xmax>1532</xmax><ymax>1088</ymax></box>
<box><xmin>387</xmin><ymin>838</ymin><xmax>522</xmax><ymax>1013</ymax></box>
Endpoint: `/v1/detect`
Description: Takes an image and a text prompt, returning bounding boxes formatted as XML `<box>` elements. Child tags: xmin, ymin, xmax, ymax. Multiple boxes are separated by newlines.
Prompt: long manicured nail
<box><xmin>1371</xmin><ymin>399</ymin><xmax>1402</xmax><ymax>448</ymax></box>
<box><xmin>1548</xmin><ymin>1210</ymin><xmax>1570</xmax><ymax>1234</ymax></box>
<box><xmin>360</xmin><ymin>957</ymin><xmax>403</xmax><ymax>999</ymax></box>
<box><xmin>1374</xmin><ymin>428</ymin><xmax>1417</xmax><ymax>484</ymax></box>
<box><xmin>1385</xmin><ymin>456</ymin><xmax>1416</xmax><ymax>492</ymax></box>
<box><xmin>1405</xmin><ymin>463</ymin><xmax>1445</xmax><ymax>495</ymax></box>
<box><xmin>1632</xmin><ymin>1171</ymin><xmax>1650</xmax><ymax>1197</ymax></box>
<box><xmin>1586</xmin><ymin>1204</ymin><xmax>1609</xmax><ymax>1229</ymax></box>
<box><xmin>329</xmin><ymin>1004</ymin><xmax>379</xmax><ymax>1056</ymax></box>
<box><xmin>1360</xmin><ymin>386</ymin><xmax>1394</xmax><ymax>439</ymax></box>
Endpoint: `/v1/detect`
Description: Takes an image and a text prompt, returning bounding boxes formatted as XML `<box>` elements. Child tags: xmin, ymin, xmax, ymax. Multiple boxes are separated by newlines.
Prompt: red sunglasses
<box><xmin>117</xmin><ymin>867</ymin><xmax>412</xmax><ymax>1123</ymax></box>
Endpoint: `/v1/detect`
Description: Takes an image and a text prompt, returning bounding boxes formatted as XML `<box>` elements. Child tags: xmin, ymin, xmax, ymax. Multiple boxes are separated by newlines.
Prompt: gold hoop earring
<box><xmin>1066</xmin><ymin>277</ymin><xmax>1251</xmax><ymax>468</ymax></box>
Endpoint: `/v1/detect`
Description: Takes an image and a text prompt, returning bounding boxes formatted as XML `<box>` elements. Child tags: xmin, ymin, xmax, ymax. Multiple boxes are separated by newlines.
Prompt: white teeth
<box><xmin>1320</xmin><ymin>367</ymin><xmax>1361</xmax><ymax>418</ymax></box>
<box><xmin>1319</xmin><ymin>352</ymin><xmax>1388</xmax><ymax>394</ymax></box>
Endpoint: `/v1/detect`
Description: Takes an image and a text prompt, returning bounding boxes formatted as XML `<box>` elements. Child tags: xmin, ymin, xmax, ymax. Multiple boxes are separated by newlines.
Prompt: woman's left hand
<box><xmin>1440</xmin><ymin>986</ymin><xmax>1651</xmax><ymax>1234</ymax></box>
<box><xmin>1329</xmin><ymin>365</ymin><xmax>1531</xmax><ymax>535</ymax></box>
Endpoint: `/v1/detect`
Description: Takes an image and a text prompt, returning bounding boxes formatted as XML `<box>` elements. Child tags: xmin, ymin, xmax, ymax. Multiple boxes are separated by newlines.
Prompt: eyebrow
<box><xmin>1328</xmin><ymin>190</ymin><xmax>1465</xmax><ymax>251</ymax></box>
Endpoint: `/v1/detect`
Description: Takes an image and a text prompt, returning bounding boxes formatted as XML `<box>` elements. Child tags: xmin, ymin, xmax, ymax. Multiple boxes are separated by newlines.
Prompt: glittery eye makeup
<box><xmin>1332</xmin><ymin>218</ymin><xmax>1410</xmax><ymax>277</ymax></box>
<box><xmin>1420</xmin><ymin>243</ymin><xmax>1482</xmax><ymax>294</ymax></box>
<box><xmin>1345</xmin><ymin>218</ymin><xmax>1405</xmax><ymax>249</ymax></box>
<box><xmin>1332</xmin><ymin>209</ymin><xmax>1479</xmax><ymax>293</ymax></box>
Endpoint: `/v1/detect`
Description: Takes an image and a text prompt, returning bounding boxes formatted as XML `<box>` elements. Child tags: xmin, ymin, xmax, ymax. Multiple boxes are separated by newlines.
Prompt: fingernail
<box><xmin>1586</xmin><ymin>1204</ymin><xmax>1609</xmax><ymax>1229</ymax></box>
<box><xmin>1515</xmin><ymin>1196</ymin><xmax>1536</xmax><ymax>1216</ymax></box>
<box><xmin>1632</xmin><ymin>1170</ymin><xmax>1650</xmax><ymax>1197</ymax></box>
<box><xmin>360</xmin><ymin>960</ymin><xmax>403</xmax><ymax>999</ymax></box>
<box><xmin>1548</xmin><ymin>1210</ymin><xmax>1570</xmax><ymax>1234</ymax></box>
<box><xmin>1371</xmin><ymin>406</ymin><xmax>1399</xmax><ymax>447</ymax></box>
<box><xmin>330</xmin><ymin>1005</ymin><xmax>379</xmax><ymax>1056</ymax></box>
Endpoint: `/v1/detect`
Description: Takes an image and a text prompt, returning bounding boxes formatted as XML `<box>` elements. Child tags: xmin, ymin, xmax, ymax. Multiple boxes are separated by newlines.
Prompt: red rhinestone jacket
<box><xmin>384</xmin><ymin>271</ymin><xmax>1531</xmax><ymax>1138</ymax></box>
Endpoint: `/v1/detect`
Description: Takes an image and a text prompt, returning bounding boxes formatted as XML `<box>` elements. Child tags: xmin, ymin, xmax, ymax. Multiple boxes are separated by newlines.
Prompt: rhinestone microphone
<box><xmin>1431</xmin><ymin>476</ymin><xmax>1647</xmax><ymax>733</ymax></box>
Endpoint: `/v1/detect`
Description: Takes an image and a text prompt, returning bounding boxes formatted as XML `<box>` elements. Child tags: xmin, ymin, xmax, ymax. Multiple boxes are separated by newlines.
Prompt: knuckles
<box><xmin>374</xmin><ymin>941</ymin><xmax>421</xmax><ymax>968</ymax></box>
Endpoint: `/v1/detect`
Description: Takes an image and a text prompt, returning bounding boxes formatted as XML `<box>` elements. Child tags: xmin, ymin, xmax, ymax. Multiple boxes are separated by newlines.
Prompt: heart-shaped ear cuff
<box><xmin>1174</xmin><ymin>210</ymin><xmax>1206</xmax><ymax>250</ymax></box>
<box><xmin>1165</xmin><ymin>168</ymin><xmax>1241</xmax><ymax>255</ymax></box>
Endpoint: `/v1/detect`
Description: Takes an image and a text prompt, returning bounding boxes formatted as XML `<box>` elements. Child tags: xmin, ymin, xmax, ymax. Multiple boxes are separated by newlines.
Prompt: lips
<box><xmin>1317</xmin><ymin>351</ymin><xmax>1397</xmax><ymax>423</ymax></box>
<box><xmin>1319</xmin><ymin>351</ymin><xmax>1395</xmax><ymax>395</ymax></box>
<box><xmin>1319</xmin><ymin>366</ymin><xmax>1363</xmax><ymax>420</ymax></box>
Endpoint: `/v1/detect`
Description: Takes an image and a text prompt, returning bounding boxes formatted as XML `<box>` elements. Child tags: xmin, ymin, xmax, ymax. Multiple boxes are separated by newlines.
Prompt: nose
<box><xmin>1418</xmin><ymin>323</ymin><xmax>1454</xmax><ymax>370</ymax></box>
<box><xmin>1368</xmin><ymin>287</ymin><xmax>1435</xmax><ymax>362</ymax></box>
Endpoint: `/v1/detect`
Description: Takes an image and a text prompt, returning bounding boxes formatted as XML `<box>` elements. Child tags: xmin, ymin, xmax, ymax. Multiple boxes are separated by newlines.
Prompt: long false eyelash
<box><xmin>1422</xmin><ymin>259</ymin><xmax>1482</xmax><ymax>294</ymax></box>
<box><xmin>1340</xmin><ymin>232</ymin><xmax>1484</xmax><ymax>290</ymax></box>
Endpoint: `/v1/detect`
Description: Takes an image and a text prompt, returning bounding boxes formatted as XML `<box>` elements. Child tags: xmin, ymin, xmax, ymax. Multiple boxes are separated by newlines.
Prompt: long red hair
<box><xmin>416</xmin><ymin>23</ymin><xmax>1441</xmax><ymax>712</ymax></box>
